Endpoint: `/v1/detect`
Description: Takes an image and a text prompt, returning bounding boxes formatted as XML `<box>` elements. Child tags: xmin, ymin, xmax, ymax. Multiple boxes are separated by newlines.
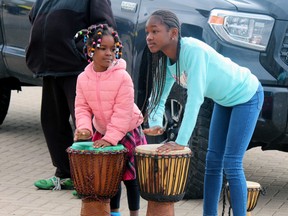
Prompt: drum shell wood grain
<box><xmin>67</xmin><ymin>148</ymin><xmax>127</xmax><ymax>200</ymax></box>
<box><xmin>135</xmin><ymin>144</ymin><xmax>192</xmax><ymax>202</ymax></box>
<box><xmin>225</xmin><ymin>181</ymin><xmax>262</xmax><ymax>213</ymax></box>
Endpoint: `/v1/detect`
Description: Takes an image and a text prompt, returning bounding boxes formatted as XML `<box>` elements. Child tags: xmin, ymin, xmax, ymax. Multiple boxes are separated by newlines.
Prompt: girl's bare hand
<box><xmin>143</xmin><ymin>126</ymin><xmax>165</xmax><ymax>136</ymax></box>
<box><xmin>156</xmin><ymin>141</ymin><xmax>185</xmax><ymax>153</ymax></box>
<box><xmin>93</xmin><ymin>139</ymin><xmax>112</xmax><ymax>148</ymax></box>
<box><xmin>74</xmin><ymin>129</ymin><xmax>91</xmax><ymax>141</ymax></box>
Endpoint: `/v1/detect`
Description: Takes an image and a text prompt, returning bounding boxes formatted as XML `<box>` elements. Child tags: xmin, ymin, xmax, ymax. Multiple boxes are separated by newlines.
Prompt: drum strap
<box><xmin>221</xmin><ymin>188</ymin><xmax>232</xmax><ymax>216</ymax></box>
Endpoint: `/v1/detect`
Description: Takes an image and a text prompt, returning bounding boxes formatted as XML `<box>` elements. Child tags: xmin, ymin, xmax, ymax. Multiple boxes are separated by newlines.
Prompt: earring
<box><xmin>89</xmin><ymin>53</ymin><xmax>94</xmax><ymax>58</ymax></box>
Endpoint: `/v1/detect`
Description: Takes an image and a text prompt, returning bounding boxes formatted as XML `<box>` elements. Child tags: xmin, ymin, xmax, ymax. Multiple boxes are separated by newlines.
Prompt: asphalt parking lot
<box><xmin>0</xmin><ymin>86</ymin><xmax>288</xmax><ymax>216</ymax></box>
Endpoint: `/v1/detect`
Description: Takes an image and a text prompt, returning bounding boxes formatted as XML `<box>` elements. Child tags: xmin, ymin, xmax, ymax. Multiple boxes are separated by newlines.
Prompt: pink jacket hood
<box><xmin>75</xmin><ymin>59</ymin><xmax>143</xmax><ymax>145</ymax></box>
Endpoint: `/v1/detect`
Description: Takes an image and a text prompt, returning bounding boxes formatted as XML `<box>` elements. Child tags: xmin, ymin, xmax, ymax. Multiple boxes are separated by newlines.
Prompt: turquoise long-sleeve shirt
<box><xmin>148</xmin><ymin>37</ymin><xmax>259</xmax><ymax>146</ymax></box>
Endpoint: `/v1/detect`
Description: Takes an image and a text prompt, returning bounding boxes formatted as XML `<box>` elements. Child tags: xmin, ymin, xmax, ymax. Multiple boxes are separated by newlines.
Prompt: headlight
<box><xmin>208</xmin><ymin>9</ymin><xmax>275</xmax><ymax>51</ymax></box>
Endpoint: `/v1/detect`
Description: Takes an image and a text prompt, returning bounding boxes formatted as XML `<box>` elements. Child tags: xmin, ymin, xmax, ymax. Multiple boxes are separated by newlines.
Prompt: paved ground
<box><xmin>0</xmin><ymin>86</ymin><xmax>288</xmax><ymax>216</ymax></box>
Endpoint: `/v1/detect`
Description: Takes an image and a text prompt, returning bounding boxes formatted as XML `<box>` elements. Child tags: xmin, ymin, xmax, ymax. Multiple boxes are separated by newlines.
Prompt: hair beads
<box><xmin>74</xmin><ymin>24</ymin><xmax>123</xmax><ymax>62</ymax></box>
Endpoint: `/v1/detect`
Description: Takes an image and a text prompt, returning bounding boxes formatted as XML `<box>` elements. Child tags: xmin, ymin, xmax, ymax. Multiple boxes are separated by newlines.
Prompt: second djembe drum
<box><xmin>67</xmin><ymin>142</ymin><xmax>128</xmax><ymax>216</ymax></box>
<box><xmin>225</xmin><ymin>181</ymin><xmax>263</xmax><ymax>216</ymax></box>
<box><xmin>135</xmin><ymin>144</ymin><xmax>192</xmax><ymax>216</ymax></box>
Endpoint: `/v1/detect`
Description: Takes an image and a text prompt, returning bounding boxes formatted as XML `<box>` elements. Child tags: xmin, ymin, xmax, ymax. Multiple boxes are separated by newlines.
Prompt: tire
<box><xmin>0</xmin><ymin>85</ymin><xmax>11</xmax><ymax>125</ymax></box>
<box><xmin>164</xmin><ymin>83</ymin><xmax>214</xmax><ymax>199</ymax></box>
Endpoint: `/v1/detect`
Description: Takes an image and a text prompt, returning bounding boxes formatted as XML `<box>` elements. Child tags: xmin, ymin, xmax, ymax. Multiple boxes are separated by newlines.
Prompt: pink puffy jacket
<box><xmin>75</xmin><ymin>59</ymin><xmax>143</xmax><ymax>145</ymax></box>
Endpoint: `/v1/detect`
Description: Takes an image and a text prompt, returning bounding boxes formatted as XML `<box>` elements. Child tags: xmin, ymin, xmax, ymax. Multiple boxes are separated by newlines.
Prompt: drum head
<box><xmin>226</xmin><ymin>181</ymin><xmax>261</xmax><ymax>189</ymax></box>
<box><xmin>70</xmin><ymin>142</ymin><xmax>125</xmax><ymax>152</ymax></box>
<box><xmin>247</xmin><ymin>181</ymin><xmax>261</xmax><ymax>188</ymax></box>
<box><xmin>135</xmin><ymin>144</ymin><xmax>191</xmax><ymax>155</ymax></box>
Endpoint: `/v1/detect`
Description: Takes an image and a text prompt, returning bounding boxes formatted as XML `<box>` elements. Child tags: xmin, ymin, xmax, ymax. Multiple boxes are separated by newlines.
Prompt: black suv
<box><xmin>1</xmin><ymin>0</ymin><xmax>287</xmax><ymax>199</ymax></box>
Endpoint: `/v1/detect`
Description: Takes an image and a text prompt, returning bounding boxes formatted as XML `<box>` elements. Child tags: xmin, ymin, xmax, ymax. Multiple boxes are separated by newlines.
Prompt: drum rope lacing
<box><xmin>67</xmin><ymin>148</ymin><xmax>128</xmax><ymax>155</ymax></box>
<box><xmin>67</xmin><ymin>148</ymin><xmax>128</xmax><ymax>200</ymax></box>
<box><xmin>135</xmin><ymin>152</ymin><xmax>192</xmax><ymax>158</ymax></box>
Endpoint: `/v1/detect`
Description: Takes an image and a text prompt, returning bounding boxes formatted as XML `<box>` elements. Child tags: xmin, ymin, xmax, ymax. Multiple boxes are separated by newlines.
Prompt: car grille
<box><xmin>280</xmin><ymin>28</ymin><xmax>288</xmax><ymax>66</ymax></box>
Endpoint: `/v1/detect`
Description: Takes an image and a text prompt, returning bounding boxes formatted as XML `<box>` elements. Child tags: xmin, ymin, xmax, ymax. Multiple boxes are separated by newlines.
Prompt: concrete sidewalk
<box><xmin>0</xmin><ymin>86</ymin><xmax>287</xmax><ymax>216</ymax></box>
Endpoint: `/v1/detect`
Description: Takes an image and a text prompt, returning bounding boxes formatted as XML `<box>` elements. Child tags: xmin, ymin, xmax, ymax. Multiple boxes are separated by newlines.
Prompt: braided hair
<box><xmin>74</xmin><ymin>24</ymin><xmax>123</xmax><ymax>62</ymax></box>
<box><xmin>145</xmin><ymin>10</ymin><xmax>182</xmax><ymax>120</ymax></box>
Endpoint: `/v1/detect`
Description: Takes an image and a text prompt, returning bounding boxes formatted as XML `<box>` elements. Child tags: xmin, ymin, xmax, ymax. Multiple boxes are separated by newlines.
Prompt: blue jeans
<box><xmin>203</xmin><ymin>84</ymin><xmax>264</xmax><ymax>216</ymax></box>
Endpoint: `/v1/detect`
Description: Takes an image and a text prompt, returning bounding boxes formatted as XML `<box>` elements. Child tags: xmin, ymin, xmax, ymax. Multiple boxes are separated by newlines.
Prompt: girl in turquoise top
<box><xmin>143</xmin><ymin>10</ymin><xmax>264</xmax><ymax>216</ymax></box>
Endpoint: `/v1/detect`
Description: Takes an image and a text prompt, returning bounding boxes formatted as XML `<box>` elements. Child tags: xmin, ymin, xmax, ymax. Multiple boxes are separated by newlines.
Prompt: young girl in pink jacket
<box><xmin>73</xmin><ymin>24</ymin><xmax>147</xmax><ymax>216</ymax></box>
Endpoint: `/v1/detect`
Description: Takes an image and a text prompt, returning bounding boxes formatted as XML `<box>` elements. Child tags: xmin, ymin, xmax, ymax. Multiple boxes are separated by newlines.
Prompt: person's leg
<box><xmin>203</xmin><ymin>103</ymin><xmax>231</xmax><ymax>216</ymax></box>
<box><xmin>112</xmin><ymin>127</ymin><xmax>143</xmax><ymax>215</ymax></box>
<box><xmin>41</xmin><ymin>76</ymin><xmax>76</xmax><ymax>179</ymax></box>
<box><xmin>224</xmin><ymin>87</ymin><xmax>263</xmax><ymax>216</ymax></box>
<box><xmin>34</xmin><ymin>77</ymin><xmax>73</xmax><ymax>189</ymax></box>
<box><xmin>61</xmin><ymin>76</ymin><xmax>77</xmax><ymax>126</ymax></box>
<box><xmin>124</xmin><ymin>179</ymin><xmax>140</xmax><ymax>216</ymax></box>
<box><xmin>110</xmin><ymin>184</ymin><xmax>121</xmax><ymax>213</ymax></box>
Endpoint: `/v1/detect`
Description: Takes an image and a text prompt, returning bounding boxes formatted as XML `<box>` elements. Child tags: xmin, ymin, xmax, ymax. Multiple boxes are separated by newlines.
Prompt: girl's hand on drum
<box><xmin>74</xmin><ymin>129</ymin><xmax>91</xmax><ymax>141</ymax></box>
<box><xmin>93</xmin><ymin>139</ymin><xmax>112</xmax><ymax>148</ymax></box>
<box><xmin>156</xmin><ymin>141</ymin><xmax>185</xmax><ymax>153</ymax></box>
<box><xmin>143</xmin><ymin>126</ymin><xmax>165</xmax><ymax>136</ymax></box>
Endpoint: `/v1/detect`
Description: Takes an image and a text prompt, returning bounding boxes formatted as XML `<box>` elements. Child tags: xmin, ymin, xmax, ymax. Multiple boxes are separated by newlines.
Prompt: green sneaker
<box><xmin>34</xmin><ymin>176</ymin><xmax>74</xmax><ymax>190</ymax></box>
<box><xmin>72</xmin><ymin>190</ymin><xmax>81</xmax><ymax>199</ymax></box>
<box><xmin>60</xmin><ymin>178</ymin><xmax>74</xmax><ymax>190</ymax></box>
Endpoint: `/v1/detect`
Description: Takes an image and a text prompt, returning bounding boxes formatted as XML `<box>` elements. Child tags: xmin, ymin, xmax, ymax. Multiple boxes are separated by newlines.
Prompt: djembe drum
<box><xmin>135</xmin><ymin>144</ymin><xmax>192</xmax><ymax>216</ymax></box>
<box><xmin>225</xmin><ymin>181</ymin><xmax>262</xmax><ymax>216</ymax></box>
<box><xmin>66</xmin><ymin>142</ymin><xmax>128</xmax><ymax>216</ymax></box>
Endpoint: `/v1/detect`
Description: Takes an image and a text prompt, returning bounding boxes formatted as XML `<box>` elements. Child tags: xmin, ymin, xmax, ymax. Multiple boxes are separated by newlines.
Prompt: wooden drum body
<box><xmin>135</xmin><ymin>144</ymin><xmax>192</xmax><ymax>216</ymax></box>
<box><xmin>225</xmin><ymin>181</ymin><xmax>262</xmax><ymax>216</ymax></box>
<box><xmin>67</xmin><ymin>142</ymin><xmax>128</xmax><ymax>216</ymax></box>
<box><xmin>246</xmin><ymin>181</ymin><xmax>262</xmax><ymax>213</ymax></box>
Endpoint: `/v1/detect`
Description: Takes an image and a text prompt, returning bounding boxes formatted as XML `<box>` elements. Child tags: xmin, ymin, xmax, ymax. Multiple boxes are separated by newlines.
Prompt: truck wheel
<box><xmin>164</xmin><ymin>84</ymin><xmax>213</xmax><ymax>199</ymax></box>
<box><xmin>0</xmin><ymin>85</ymin><xmax>11</xmax><ymax>125</ymax></box>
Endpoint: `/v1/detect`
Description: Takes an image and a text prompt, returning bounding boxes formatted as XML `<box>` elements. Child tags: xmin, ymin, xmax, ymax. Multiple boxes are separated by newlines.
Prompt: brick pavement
<box><xmin>0</xmin><ymin>86</ymin><xmax>287</xmax><ymax>216</ymax></box>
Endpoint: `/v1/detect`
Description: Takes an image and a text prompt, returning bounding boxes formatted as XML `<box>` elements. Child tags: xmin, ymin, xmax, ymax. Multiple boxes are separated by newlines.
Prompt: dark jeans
<box><xmin>110</xmin><ymin>179</ymin><xmax>140</xmax><ymax>211</ymax></box>
<box><xmin>41</xmin><ymin>76</ymin><xmax>78</xmax><ymax>178</ymax></box>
